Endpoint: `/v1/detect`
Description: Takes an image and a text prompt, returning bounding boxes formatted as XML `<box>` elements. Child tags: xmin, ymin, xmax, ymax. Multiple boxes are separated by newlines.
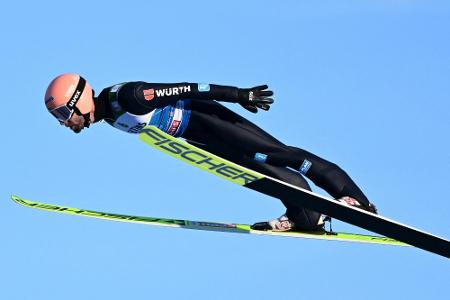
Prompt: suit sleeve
<box><xmin>118</xmin><ymin>81</ymin><xmax>240</xmax><ymax>115</ymax></box>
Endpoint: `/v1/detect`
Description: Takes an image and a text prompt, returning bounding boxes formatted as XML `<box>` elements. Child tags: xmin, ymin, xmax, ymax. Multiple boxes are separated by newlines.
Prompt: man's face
<box><xmin>63</xmin><ymin>111</ymin><xmax>94</xmax><ymax>134</ymax></box>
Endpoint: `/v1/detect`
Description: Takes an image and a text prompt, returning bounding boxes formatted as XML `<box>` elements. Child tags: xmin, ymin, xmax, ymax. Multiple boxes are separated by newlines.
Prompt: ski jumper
<box><xmin>93</xmin><ymin>81</ymin><xmax>371</xmax><ymax>230</ymax></box>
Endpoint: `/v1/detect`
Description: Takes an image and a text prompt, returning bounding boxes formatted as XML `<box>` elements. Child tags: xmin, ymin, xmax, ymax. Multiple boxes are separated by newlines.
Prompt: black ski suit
<box><xmin>93</xmin><ymin>81</ymin><xmax>371</xmax><ymax>230</ymax></box>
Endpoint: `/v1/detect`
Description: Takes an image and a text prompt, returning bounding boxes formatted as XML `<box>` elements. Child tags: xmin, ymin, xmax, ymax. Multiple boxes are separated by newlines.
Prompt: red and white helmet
<box><xmin>44</xmin><ymin>73</ymin><xmax>94</xmax><ymax>122</ymax></box>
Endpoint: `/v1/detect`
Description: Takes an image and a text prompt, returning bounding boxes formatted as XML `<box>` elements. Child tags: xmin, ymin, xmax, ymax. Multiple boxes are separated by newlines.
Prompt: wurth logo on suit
<box><xmin>143</xmin><ymin>85</ymin><xmax>191</xmax><ymax>101</ymax></box>
<box><xmin>156</xmin><ymin>85</ymin><xmax>191</xmax><ymax>97</ymax></box>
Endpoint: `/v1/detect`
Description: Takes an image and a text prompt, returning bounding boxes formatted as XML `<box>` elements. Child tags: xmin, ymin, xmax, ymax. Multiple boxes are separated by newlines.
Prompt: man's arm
<box><xmin>118</xmin><ymin>82</ymin><xmax>273</xmax><ymax>114</ymax></box>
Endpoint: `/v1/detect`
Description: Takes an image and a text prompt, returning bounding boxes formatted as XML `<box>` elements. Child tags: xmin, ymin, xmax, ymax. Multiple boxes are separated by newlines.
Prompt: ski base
<box><xmin>12</xmin><ymin>195</ymin><xmax>408</xmax><ymax>246</ymax></box>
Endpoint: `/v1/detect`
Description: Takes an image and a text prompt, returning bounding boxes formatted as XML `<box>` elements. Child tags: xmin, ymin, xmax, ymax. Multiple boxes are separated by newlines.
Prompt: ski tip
<box><xmin>11</xmin><ymin>195</ymin><xmax>25</xmax><ymax>205</ymax></box>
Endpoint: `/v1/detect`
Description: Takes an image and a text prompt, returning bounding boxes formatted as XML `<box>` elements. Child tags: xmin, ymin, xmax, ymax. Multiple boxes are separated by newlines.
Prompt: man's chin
<box><xmin>70</xmin><ymin>125</ymin><xmax>85</xmax><ymax>134</ymax></box>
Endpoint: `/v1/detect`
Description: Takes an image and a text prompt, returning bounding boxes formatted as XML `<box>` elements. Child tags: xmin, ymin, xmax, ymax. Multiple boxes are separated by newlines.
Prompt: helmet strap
<box><xmin>83</xmin><ymin>113</ymin><xmax>91</xmax><ymax>128</ymax></box>
<box><xmin>72</xmin><ymin>106</ymin><xmax>91</xmax><ymax>128</ymax></box>
<box><xmin>69</xmin><ymin>76</ymin><xmax>91</xmax><ymax>127</ymax></box>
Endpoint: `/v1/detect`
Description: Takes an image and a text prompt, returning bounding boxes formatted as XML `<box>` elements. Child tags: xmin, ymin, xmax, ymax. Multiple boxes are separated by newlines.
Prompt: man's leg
<box><xmin>183</xmin><ymin>100</ymin><xmax>374</xmax><ymax>212</ymax></box>
<box><xmin>238</xmin><ymin>158</ymin><xmax>323</xmax><ymax>231</ymax></box>
<box><xmin>184</xmin><ymin>133</ymin><xmax>323</xmax><ymax>230</ymax></box>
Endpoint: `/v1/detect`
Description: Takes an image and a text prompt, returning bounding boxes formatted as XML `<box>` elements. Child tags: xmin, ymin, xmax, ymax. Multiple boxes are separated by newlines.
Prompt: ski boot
<box><xmin>338</xmin><ymin>196</ymin><xmax>378</xmax><ymax>214</ymax></box>
<box><xmin>251</xmin><ymin>214</ymin><xmax>295</xmax><ymax>232</ymax></box>
<box><xmin>251</xmin><ymin>214</ymin><xmax>325</xmax><ymax>232</ymax></box>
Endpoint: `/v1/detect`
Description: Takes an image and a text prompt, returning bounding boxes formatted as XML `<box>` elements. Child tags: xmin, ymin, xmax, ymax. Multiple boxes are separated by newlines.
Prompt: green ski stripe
<box><xmin>11</xmin><ymin>195</ymin><xmax>409</xmax><ymax>246</ymax></box>
<box><xmin>139</xmin><ymin>127</ymin><xmax>264</xmax><ymax>186</ymax></box>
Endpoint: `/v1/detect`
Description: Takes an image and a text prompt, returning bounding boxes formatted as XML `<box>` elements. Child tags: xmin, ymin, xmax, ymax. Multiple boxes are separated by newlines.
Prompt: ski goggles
<box><xmin>49</xmin><ymin>77</ymin><xmax>86</xmax><ymax>122</ymax></box>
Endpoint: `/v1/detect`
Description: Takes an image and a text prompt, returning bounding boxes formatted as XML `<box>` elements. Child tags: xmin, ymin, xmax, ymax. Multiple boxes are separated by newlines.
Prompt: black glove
<box><xmin>237</xmin><ymin>85</ymin><xmax>274</xmax><ymax>113</ymax></box>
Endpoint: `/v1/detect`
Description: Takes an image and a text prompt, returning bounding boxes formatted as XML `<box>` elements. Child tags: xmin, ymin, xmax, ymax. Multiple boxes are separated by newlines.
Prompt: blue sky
<box><xmin>1</xmin><ymin>0</ymin><xmax>449</xmax><ymax>299</ymax></box>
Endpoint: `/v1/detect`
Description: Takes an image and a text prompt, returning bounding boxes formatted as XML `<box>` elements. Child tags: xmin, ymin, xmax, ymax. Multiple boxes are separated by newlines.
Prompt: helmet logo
<box><xmin>68</xmin><ymin>90</ymin><xmax>81</xmax><ymax>108</ymax></box>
